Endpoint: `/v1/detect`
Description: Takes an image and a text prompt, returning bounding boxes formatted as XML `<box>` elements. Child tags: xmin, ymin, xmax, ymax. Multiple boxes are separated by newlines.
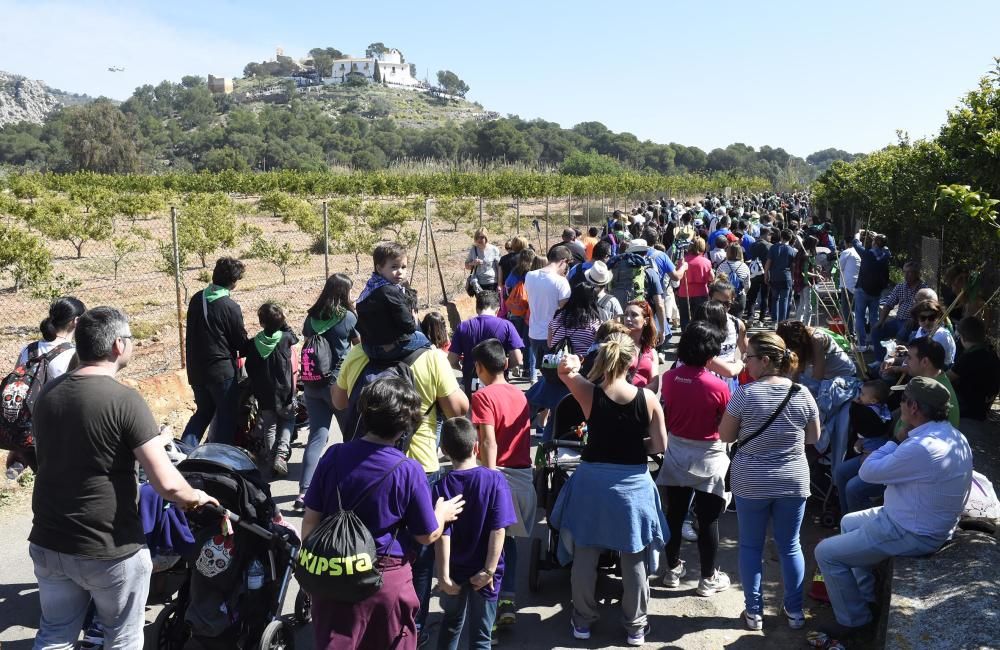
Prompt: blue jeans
<box><xmin>853</xmin><ymin>288</ymin><xmax>881</xmax><ymax>347</ymax></box>
<box><xmin>508</xmin><ymin>316</ymin><xmax>529</xmax><ymax>373</ymax></box>
<box><xmin>840</xmin><ymin>289</ymin><xmax>855</xmax><ymax>336</ymax></box>
<box><xmin>770</xmin><ymin>283</ymin><xmax>793</xmax><ymax>323</ymax></box>
<box><xmin>735</xmin><ymin>496</ymin><xmax>807</xmax><ymax>616</ymax></box>
<box><xmin>815</xmin><ymin>507</ymin><xmax>942</xmax><ymax>627</ymax></box>
<box><xmin>364</xmin><ymin>330</ymin><xmax>431</xmax><ymax>361</ymax></box>
<box><xmin>29</xmin><ymin>544</ymin><xmax>152</xmax><ymax>649</ymax></box>
<box><xmin>181</xmin><ymin>376</ymin><xmax>239</xmax><ymax>447</ymax></box>
<box><xmin>499</xmin><ymin>537</ymin><xmax>518</xmax><ymax>600</ymax></box>
<box><xmin>436</xmin><ymin>585</ymin><xmax>498</xmax><ymax>650</ymax></box>
<box><xmin>301</xmin><ymin>388</ymin><xmax>341</xmax><ymax>494</ymax></box>
<box><xmin>527</xmin><ymin>338</ymin><xmax>547</xmax><ymax>383</ymax></box>
<box><xmin>870</xmin><ymin>317</ymin><xmax>908</xmax><ymax>348</ymax></box>
<box><xmin>414</xmin><ymin>470</ymin><xmax>442</xmax><ymax>631</ymax></box>
<box><xmin>834</xmin><ymin>455</ymin><xmax>886</xmax><ymax>516</ymax></box>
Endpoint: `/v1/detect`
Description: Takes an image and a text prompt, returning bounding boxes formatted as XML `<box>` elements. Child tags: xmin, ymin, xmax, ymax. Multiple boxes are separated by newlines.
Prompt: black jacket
<box><xmin>244</xmin><ymin>327</ymin><xmax>298</xmax><ymax>415</ymax></box>
<box><xmin>356</xmin><ymin>284</ymin><xmax>417</xmax><ymax>346</ymax></box>
<box><xmin>185</xmin><ymin>291</ymin><xmax>248</xmax><ymax>386</ymax></box>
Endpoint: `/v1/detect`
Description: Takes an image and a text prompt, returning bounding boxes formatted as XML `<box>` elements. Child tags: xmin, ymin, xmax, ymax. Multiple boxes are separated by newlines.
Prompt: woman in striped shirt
<box><xmin>719</xmin><ymin>332</ymin><xmax>821</xmax><ymax>632</ymax></box>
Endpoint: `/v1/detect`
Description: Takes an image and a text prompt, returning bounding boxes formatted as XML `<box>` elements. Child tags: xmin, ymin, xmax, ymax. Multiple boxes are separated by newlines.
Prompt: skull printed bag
<box><xmin>0</xmin><ymin>342</ymin><xmax>73</xmax><ymax>450</ymax></box>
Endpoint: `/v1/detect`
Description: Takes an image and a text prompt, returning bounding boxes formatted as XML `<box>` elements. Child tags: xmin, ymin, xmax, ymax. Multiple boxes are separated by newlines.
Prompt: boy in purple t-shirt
<box><xmin>448</xmin><ymin>291</ymin><xmax>524</xmax><ymax>397</ymax></box>
<box><xmin>434</xmin><ymin>417</ymin><xmax>516</xmax><ymax>649</ymax></box>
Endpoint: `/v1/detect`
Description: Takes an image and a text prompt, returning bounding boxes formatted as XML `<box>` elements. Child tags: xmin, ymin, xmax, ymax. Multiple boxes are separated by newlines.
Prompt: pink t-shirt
<box><xmin>629</xmin><ymin>347</ymin><xmax>655</xmax><ymax>388</ymax></box>
<box><xmin>661</xmin><ymin>364</ymin><xmax>730</xmax><ymax>441</ymax></box>
<box><xmin>677</xmin><ymin>253</ymin><xmax>713</xmax><ymax>298</ymax></box>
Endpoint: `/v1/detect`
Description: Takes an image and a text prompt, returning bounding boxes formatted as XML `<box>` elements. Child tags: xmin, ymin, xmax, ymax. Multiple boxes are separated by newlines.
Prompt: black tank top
<box><xmin>582</xmin><ymin>384</ymin><xmax>649</xmax><ymax>465</ymax></box>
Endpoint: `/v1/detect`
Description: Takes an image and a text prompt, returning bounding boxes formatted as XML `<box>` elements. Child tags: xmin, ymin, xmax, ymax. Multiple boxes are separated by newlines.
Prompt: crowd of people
<box><xmin>10</xmin><ymin>190</ymin><xmax>998</xmax><ymax>649</ymax></box>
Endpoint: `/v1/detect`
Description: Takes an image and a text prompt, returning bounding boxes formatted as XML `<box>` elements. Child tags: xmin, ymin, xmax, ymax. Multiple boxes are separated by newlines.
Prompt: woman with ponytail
<box><xmin>6</xmin><ymin>297</ymin><xmax>86</xmax><ymax>479</ymax></box>
<box><xmin>718</xmin><ymin>331</ymin><xmax>821</xmax><ymax>632</ymax></box>
<box><xmin>550</xmin><ymin>332</ymin><xmax>668</xmax><ymax>646</ymax></box>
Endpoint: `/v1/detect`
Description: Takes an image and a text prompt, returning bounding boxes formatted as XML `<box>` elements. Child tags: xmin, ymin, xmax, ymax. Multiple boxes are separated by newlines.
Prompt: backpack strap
<box><xmin>42</xmin><ymin>342</ymin><xmax>74</xmax><ymax>362</ymax></box>
<box><xmin>25</xmin><ymin>341</ymin><xmax>42</xmax><ymax>361</ymax></box>
<box><xmin>334</xmin><ymin>448</ymin><xmax>408</xmax><ymax>513</ymax></box>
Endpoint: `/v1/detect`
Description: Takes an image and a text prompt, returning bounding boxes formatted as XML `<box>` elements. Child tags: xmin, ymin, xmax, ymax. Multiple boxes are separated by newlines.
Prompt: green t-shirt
<box><xmin>893</xmin><ymin>372</ymin><xmax>961</xmax><ymax>436</ymax></box>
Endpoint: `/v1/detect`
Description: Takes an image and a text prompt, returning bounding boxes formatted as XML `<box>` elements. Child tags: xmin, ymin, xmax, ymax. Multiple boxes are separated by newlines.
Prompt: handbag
<box><xmin>732</xmin><ymin>383</ymin><xmax>800</xmax><ymax>455</ymax></box>
<box><xmin>465</xmin><ymin>246</ymin><xmax>482</xmax><ymax>297</ymax></box>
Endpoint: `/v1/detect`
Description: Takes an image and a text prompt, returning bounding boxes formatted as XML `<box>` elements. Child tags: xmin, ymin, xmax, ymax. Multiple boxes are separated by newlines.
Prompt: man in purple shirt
<box><xmin>449</xmin><ymin>291</ymin><xmax>524</xmax><ymax>396</ymax></box>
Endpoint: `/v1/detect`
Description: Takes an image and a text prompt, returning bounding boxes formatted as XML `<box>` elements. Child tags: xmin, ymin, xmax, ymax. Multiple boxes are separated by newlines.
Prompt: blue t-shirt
<box><xmin>645</xmin><ymin>249</ymin><xmax>675</xmax><ymax>282</ymax></box>
<box><xmin>433</xmin><ymin>467</ymin><xmax>516</xmax><ymax>600</ymax></box>
<box><xmin>706</xmin><ymin>228</ymin><xmax>731</xmax><ymax>252</ymax></box>
<box><xmin>767</xmin><ymin>243</ymin><xmax>797</xmax><ymax>286</ymax></box>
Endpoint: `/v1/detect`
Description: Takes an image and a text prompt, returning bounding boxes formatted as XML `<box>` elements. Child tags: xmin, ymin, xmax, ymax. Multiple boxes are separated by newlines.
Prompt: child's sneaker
<box><xmin>5</xmin><ymin>462</ymin><xmax>25</xmax><ymax>481</ymax></box>
<box><xmin>743</xmin><ymin>610</ymin><xmax>763</xmax><ymax>631</ymax></box>
<box><xmin>661</xmin><ymin>559</ymin><xmax>686</xmax><ymax>587</ymax></box>
<box><xmin>80</xmin><ymin>620</ymin><xmax>104</xmax><ymax>648</ymax></box>
<box><xmin>571</xmin><ymin>619</ymin><xmax>591</xmax><ymax>640</ymax></box>
<box><xmin>681</xmin><ymin>521</ymin><xmax>699</xmax><ymax>541</ymax></box>
<box><xmin>272</xmin><ymin>456</ymin><xmax>289</xmax><ymax>478</ymax></box>
<box><xmin>695</xmin><ymin>569</ymin><xmax>731</xmax><ymax>597</ymax></box>
<box><xmin>626</xmin><ymin>624</ymin><xmax>650</xmax><ymax>646</ymax></box>
<box><xmin>497</xmin><ymin>599</ymin><xmax>516</xmax><ymax>626</ymax></box>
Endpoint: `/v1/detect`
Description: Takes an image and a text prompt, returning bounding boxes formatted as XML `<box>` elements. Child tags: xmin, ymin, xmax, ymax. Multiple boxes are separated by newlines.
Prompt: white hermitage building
<box><xmin>327</xmin><ymin>49</ymin><xmax>420</xmax><ymax>87</ymax></box>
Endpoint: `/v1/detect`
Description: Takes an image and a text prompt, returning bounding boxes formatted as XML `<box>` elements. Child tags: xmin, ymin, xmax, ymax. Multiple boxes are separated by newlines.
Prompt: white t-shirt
<box><xmin>915</xmin><ymin>326</ymin><xmax>957</xmax><ymax>366</ymax></box>
<box><xmin>17</xmin><ymin>338</ymin><xmax>76</xmax><ymax>379</ymax></box>
<box><xmin>524</xmin><ymin>268</ymin><xmax>571</xmax><ymax>341</ymax></box>
<box><xmin>839</xmin><ymin>247</ymin><xmax>861</xmax><ymax>293</ymax></box>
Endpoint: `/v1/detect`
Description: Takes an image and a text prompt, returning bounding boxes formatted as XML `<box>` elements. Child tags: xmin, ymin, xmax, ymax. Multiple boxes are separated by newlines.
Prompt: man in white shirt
<box><xmin>814</xmin><ymin>377</ymin><xmax>973</xmax><ymax>640</ymax></box>
<box><xmin>523</xmin><ymin>246</ymin><xmax>572</xmax><ymax>383</ymax></box>
<box><xmin>838</xmin><ymin>241</ymin><xmax>861</xmax><ymax>337</ymax></box>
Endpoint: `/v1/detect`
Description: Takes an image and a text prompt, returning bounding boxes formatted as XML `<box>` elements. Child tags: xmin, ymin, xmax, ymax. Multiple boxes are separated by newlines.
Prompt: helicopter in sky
<box><xmin>107</xmin><ymin>66</ymin><xmax>124</xmax><ymax>72</ymax></box>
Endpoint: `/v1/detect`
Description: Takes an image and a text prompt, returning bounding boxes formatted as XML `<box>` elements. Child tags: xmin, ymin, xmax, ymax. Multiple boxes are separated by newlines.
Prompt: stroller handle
<box><xmin>540</xmin><ymin>439</ymin><xmax>585</xmax><ymax>452</ymax></box>
<box><xmin>201</xmin><ymin>503</ymin><xmax>279</xmax><ymax>543</ymax></box>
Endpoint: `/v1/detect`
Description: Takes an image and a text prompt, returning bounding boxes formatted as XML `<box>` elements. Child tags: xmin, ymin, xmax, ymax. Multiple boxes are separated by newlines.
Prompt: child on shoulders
<box><xmin>356</xmin><ymin>241</ymin><xmax>430</xmax><ymax>361</ymax></box>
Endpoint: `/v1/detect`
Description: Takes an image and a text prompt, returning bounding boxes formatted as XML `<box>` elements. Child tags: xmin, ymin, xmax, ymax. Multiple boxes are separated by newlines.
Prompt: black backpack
<box><xmin>300</xmin><ymin>333</ymin><xmax>335</xmax><ymax>386</ymax></box>
<box><xmin>0</xmin><ymin>342</ymin><xmax>72</xmax><ymax>450</ymax></box>
<box><xmin>342</xmin><ymin>348</ymin><xmax>435</xmax><ymax>445</ymax></box>
<box><xmin>294</xmin><ymin>453</ymin><xmax>406</xmax><ymax>602</ymax></box>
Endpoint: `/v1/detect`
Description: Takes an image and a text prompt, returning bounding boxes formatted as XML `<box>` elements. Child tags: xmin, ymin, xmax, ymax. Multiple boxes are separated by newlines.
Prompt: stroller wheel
<box><xmin>154</xmin><ymin>602</ymin><xmax>190</xmax><ymax>650</ymax></box>
<box><xmin>294</xmin><ymin>589</ymin><xmax>312</xmax><ymax>625</ymax></box>
<box><xmin>528</xmin><ymin>537</ymin><xmax>541</xmax><ymax>593</ymax></box>
<box><xmin>259</xmin><ymin>619</ymin><xmax>295</xmax><ymax>650</ymax></box>
<box><xmin>821</xmin><ymin>511</ymin><xmax>839</xmax><ymax>528</ymax></box>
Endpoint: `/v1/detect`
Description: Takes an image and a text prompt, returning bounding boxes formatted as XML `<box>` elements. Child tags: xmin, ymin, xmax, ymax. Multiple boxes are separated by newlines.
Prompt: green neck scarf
<box><xmin>204</xmin><ymin>284</ymin><xmax>230</xmax><ymax>303</ymax></box>
<box><xmin>254</xmin><ymin>330</ymin><xmax>283</xmax><ymax>359</ymax></box>
<box><xmin>309</xmin><ymin>311</ymin><xmax>345</xmax><ymax>336</ymax></box>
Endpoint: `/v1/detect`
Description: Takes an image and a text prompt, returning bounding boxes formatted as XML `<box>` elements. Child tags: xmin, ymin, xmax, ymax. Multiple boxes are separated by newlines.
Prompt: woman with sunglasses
<box><xmin>908</xmin><ymin>300</ymin><xmax>956</xmax><ymax>367</ymax></box>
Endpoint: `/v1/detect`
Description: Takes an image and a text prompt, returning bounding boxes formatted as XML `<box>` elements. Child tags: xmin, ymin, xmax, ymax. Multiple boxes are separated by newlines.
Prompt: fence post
<box><xmin>479</xmin><ymin>196</ymin><xmax>483</xmax><ymax>227</ymax></box>
<box><xmin>425</xmin><ymin>199</ymin><xmax>432</xmax><ymax>308</ymax></box>
<box><xmin>170</xmin><ymin>206</ymin><xmax>186</xmax><ymax>369</ymax></box>
<box><xmin>567</xmin><ymin>195</ymin><xmax>572</xmax><ymax>229</ymax></box>
<box><xmin>515</xmin><ymin>197</ymin><xmax>520</xmax><ymax>233</ymax></box>
<box><xmin>322</xmin><ymin>201</ymin><xmax>330</xmax><ymax>278</ymax></box>
<box><xmin>545</xmin><ymin>196</ymin><xmax>550</xmax><ymax>249</ymax></box>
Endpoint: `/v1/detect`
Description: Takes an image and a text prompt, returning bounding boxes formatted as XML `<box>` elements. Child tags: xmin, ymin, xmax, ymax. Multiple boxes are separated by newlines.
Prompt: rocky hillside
<box><xmin>0</xmin><ymin>71</ymin><xmax>94</xmax><ymax>128</ymax></box>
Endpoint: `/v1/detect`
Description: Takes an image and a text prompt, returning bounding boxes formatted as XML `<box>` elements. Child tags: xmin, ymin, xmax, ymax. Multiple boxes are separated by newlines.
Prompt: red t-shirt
<box><xmin>660</xmin><ymin>364</ymin><xmax>730</xmax><ymax>441</ymax></box>
<box><xmin>470</xmin><ymin>382</ymin><xmax>532</xmax><ymax>468</ymax></box>
<box><xmin>629</xmin><ymin>347</ymin><xmax>655</xmax><ymax>388</ymax></box>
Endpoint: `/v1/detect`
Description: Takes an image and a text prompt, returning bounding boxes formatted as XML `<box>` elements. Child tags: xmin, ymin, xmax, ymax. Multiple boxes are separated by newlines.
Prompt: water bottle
<box><xmin>247</xmin><ymin>559</ymin><xmax>265</xmax><ymax>591</ymax></box>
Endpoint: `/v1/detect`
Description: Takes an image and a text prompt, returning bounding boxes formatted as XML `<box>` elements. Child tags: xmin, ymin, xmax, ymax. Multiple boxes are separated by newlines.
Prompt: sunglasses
<box><xmin>917</xmin><ymin>314</ymin><xmax>937</xmax><ymax>322</ymax></box>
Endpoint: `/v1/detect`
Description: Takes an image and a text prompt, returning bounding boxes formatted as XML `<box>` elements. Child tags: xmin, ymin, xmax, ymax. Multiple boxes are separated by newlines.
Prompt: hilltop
<box><xmin>0</xmin><ymin>71</ymin><xmax>96</xmax><ymax>128</ymax></box>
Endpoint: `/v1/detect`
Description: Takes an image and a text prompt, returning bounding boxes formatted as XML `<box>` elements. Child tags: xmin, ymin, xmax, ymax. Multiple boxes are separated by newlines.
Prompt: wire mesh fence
<box><xmin>0</xmin><ymin>193</ymin><xmax>635</xmax><ymax>379</ymax></box>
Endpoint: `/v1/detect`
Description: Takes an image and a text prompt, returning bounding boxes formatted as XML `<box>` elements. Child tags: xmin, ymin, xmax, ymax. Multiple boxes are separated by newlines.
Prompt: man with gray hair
<box><xmin>29</xmin><ymin>306</ymin><xmax>217</xmax><ymax>648</ymax></box>
<box><xmin>814</xmin><ymin>377</ymin><xmax>973</xmax><ymax>642</ymax></box>
<box><xmin>870</xmin><ymin>260</ymin><xmax>927</xmax><ymax>346</ymax></box>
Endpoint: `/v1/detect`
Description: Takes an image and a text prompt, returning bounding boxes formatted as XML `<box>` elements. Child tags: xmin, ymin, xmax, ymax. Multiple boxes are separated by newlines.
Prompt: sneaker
<box><xmin>570</xmin><ymin>619</ymin><xmax>591</xmax><ymax>640</ymax></box>
<box><xmin>272</xmin><ymin>456</ymin><xmax>289</xmax><ymax>478</ymax></box>
<box><xmin>292</xmin><ymin>495</ymin><xmax>305</xmax><ymax>511</ymax></box>
<box><xmin>723</xmin><ymin>491</ymin><xmax>733</xmax><ymax>512</ymax></box>
<box><xmin>661</xmin><ymin>560</ymin><xmax>686</xmax><ymax>587</ymax></box>
<box><xmin>695</xmin><ymin>570</ymin><xmax>731</xmax><ymax>597</ymax></box>
<box><xmin>80</xmin><ymin>620</ymin><xmax>104</xmax><ymax>648</ymax></box>
<box><xmin>626</xmin><ymin>624</ymin><xmax>650</xmax><ymax>646</ymax></box>
<box><xmin>5</xmin><ymin>462</ymin><xmax>25</xmax><ymax>481</ymax></box>
<box><xmin>681</xmin><ymin>521</ymin><xmax>698</xmax><ymax>541</ymax></box>
<box><xmin>743</xmin><ymin>610</ymin><xmax>763</xmax><ymax>631</ymax></box>
<box><xmin>784</xmin><ymin>606</ymin><xmax>806</xmax><ymax>630</ymax></box>
<box><xmin>416</xmin><ymin>626</ymin><xmax>431</xmax><ymax>648</ymax></box>
<box><xmin>497</xmin><ymin>599</ymin><xmax>516</xmax><ymax>626</ymax></box>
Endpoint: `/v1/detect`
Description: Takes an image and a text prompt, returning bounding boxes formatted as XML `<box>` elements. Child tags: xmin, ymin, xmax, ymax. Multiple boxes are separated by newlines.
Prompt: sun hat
<box><xmin>585</xmin><ymin>260</ymin><xmax>613</xmax><ymax>286</ymax></box>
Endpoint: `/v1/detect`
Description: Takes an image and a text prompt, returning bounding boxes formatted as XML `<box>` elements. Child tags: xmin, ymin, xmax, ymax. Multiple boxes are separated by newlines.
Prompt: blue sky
<box><xmin>2</xmin><ymin>0</ymin><xmax>998</xmax><ymax>157</ymax></box>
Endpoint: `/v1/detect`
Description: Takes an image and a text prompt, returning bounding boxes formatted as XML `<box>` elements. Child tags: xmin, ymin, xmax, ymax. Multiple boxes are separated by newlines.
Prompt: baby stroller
<box><xmin>528</xmin><ymin>396</ymin><xmax>596</xmax><ymax>592</ymax></box>
<box><xmin>153</xmin><ymin>444</ymin><xmax>308</xmax><ymax>650</ymax></box>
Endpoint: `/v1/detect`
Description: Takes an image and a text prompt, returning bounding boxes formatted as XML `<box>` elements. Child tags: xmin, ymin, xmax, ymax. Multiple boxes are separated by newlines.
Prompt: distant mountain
<box><xmin>0</xmin><ymin>71</ymin><xmax>97</xmax><ymax>128</ymax></box>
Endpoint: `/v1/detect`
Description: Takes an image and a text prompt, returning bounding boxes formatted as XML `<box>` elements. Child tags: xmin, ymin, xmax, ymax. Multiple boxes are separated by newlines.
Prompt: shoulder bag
<box><xmin>732</xmin><ymin>383</ymin><xmax>800</xmax><ymax>455</ymax></box>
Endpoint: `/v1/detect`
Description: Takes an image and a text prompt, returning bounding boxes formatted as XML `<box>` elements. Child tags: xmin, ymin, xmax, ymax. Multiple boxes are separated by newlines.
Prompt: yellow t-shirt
<box><xmin>337</xmin><ymin>345</ymin><xmax>459</xmax><ymax>473</ymax></box>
